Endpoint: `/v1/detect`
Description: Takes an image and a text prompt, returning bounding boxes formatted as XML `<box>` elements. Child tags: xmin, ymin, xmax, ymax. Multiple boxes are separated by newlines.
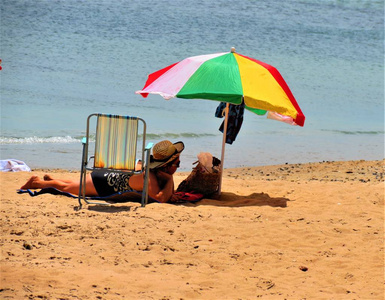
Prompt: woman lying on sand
<box><xmin>20</xmin><ymin>140</ymin><xmax>184</xmax><ymax>203</ymax></box>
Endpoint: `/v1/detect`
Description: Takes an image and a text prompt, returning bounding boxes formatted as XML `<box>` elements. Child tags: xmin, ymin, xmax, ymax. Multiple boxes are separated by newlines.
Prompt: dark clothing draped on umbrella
<box><xmin>215</xmin><ymin>102</ymin><xmax>245</xmax><ymax>144</ymax></box>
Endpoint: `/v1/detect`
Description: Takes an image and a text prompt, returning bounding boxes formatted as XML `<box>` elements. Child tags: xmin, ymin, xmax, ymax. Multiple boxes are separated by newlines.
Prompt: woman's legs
<box><xmin>20</xmin><ymin>174</ymin><xmax>98</xmax><ymax>196</ymax></box>
<box><xmin>43</xmin><ymin>174</ymin><xmax>73</xmax><ymax>183</ymax></box>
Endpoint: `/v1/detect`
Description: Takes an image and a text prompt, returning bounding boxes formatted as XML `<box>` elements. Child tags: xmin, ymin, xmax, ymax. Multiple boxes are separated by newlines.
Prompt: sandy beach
<box><xmin>1</xmin><ymin>159</ymin><xmax>384</xmax><ymax>299</ymax></box>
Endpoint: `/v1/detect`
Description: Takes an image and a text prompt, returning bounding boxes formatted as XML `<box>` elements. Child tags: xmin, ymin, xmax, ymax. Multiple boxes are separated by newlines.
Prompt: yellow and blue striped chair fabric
<box><xmin>94</xmin><ymin>115</ymin><xmax>138</xmax><ymax>170</ymax></box>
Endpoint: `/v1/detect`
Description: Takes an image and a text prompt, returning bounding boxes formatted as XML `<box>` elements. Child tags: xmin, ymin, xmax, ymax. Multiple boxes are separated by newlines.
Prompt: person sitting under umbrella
<box><xmin>20</xmin><ymin>140</ymin><xmax>184</xmax><ymax>203</ymax></box>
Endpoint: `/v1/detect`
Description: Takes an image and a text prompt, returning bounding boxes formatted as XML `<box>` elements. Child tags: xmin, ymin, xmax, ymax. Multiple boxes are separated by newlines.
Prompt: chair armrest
<box><xmin>81</xmin><ymin>137</ymin><xmax>94</xmax><ymax>168</ymax></box>
<box><xmin>142</xmin><ymin>142</ymin><xmax>153</xmax><ymax>171</ymax></box>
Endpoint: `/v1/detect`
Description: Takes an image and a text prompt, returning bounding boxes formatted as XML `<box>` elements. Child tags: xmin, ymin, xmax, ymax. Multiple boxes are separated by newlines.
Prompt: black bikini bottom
<box><xmin>91</xmin><ymin>170</ymin><xmax>134</xmax><ymax>197</ymax></box>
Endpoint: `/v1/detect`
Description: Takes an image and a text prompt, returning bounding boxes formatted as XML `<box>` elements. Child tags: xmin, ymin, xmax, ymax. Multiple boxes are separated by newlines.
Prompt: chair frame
<box><xmin>77</xmin><ymin>113</ymin><xmax>153</xmax><ymax>209</ymax></box>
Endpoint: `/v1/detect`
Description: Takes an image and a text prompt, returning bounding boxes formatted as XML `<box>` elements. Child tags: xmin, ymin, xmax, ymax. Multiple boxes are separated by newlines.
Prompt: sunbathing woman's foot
<box><xmin>43</xmin><ymin>174</ymin><xmax>54</xmax><ymax>181</ymax></box>
<box><xmin>20</xmin><ymin>176</ymin><xmax>40</xmax><ymax>189</ymax></box>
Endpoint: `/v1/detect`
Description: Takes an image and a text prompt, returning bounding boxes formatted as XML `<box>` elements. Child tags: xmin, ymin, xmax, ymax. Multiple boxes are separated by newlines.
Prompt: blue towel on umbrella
<box><xmin>215</xmin><ymin>102</ymin><xmax>245</xmax><ymax>144</ymax></box>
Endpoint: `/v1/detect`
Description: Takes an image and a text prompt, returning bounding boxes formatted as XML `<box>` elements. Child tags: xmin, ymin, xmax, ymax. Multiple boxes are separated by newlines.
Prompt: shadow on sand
<box><xmin>85</xmin><ymin>192</ymin><xmax>289</xmax><ymax>212</ymax></box>
<box><xmin>192</xmin><ymin>192</ymin><xmax>289</xmax><ymax>208</ymax></box>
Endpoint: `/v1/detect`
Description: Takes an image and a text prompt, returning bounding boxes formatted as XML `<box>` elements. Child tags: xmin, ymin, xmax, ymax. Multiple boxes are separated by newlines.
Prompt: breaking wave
<box><xmin>321</xmin><ymin>130</ymin><xmax>384</xmax><ymax>135</ymax></box>
<box><xmin>0</xmin><ymin>136</ymin><xmax>81</xmax><ymax>145</ymax></box>
<box><xmin>0</xmin><ymin>132</ymin><xmax>217</xmax><ymax>145</ymax></box>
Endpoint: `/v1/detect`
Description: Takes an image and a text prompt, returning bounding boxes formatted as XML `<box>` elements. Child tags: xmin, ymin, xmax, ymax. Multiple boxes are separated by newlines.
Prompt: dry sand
<box><xmin>1</xmin><ymin>159</ymin><xmax>384</xmax><ymax>299</ymax></box>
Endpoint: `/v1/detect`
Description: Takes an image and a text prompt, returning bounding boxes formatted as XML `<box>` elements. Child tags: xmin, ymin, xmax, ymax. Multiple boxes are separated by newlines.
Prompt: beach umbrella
<box><xmin>136</xmin><ymin>48</ymin><xmax>305</xmax><ymax>194</ymax></box>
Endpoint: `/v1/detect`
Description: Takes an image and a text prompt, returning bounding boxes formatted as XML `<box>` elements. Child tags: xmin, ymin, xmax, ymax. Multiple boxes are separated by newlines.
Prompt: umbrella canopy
<box><xmin>136</xmin><ymin>48</ymin><xmax>305</xmax><ymax>195</ymax></box>
<box><xmin>136</xmin><ymin>48</ymin><xmax>305</xmax><ymax>126</ymax></box>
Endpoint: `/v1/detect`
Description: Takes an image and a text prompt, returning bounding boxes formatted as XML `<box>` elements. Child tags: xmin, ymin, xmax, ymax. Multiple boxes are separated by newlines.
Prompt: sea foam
<box><xmin>0</xmin><ymin>136</ymin><xmax>81</xmax><ymax>145</ymax></box>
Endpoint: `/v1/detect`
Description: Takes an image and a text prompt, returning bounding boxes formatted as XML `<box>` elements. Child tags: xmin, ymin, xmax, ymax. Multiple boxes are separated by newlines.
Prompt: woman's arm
<box><xmin>129</xmin><ymin>170</ymin><xmax>175</xmax><ymax>203</ymax></box>
<box><xmin>148</xmin><ymin>170</ymin><xmax>174</xmax><ymax>203</ymax></box>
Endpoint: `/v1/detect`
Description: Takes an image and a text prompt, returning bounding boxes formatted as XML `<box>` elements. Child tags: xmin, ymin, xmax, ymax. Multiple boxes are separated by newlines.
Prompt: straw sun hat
<box><xmin>149</xmin><ymin>140</ymin><xmax>184</xmax><ymax>169</ymax></box>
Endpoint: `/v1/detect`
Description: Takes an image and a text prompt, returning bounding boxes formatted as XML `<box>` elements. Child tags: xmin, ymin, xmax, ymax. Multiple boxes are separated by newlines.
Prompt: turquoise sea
<box><xmin>1</xmin><ymin>0</ymin><xmax>384</xmax><ymax>171</ymax></box>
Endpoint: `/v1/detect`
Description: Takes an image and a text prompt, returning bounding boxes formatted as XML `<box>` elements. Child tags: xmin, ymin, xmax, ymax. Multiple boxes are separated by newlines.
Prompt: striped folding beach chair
<box><xmin>78</xmin><ymin>113</ymin><xmax>153</xmax><ymax>208</ymax></box>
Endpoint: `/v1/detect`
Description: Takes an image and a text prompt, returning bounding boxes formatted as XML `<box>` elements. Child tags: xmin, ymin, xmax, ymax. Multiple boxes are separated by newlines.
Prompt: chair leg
<box><xmin>77</xmin><ymin>142</ymin><xmax>87</xmax><ymax>209</ymax></box>
<box><xmin>141</xmin><ymin>145</ymin><xmax>152</xmax><ymax>207</ymax></box>
<box><xmin>77</xmin><ymin>170</ymin><xmax>84</xmax><ymax>209</ymax></box>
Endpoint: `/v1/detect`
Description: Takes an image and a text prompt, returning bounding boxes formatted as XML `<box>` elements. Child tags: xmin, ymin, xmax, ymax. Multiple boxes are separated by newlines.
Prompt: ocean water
<box><xmin>1</xmin><ymin>0</ymin><xmax>384</xmax><ymax>171</ymax></box>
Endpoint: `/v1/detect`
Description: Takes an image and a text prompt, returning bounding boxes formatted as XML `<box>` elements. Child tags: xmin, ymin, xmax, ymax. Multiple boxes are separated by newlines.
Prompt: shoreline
<box><xmin>29</xmin><ymin>158</ymin><xmax>384</xmax><ymax>183</ymax></box>
<box><xmin>1</xmin><ymin>159</ymin><xmax>384</xmax><ymax>299</ymax></box>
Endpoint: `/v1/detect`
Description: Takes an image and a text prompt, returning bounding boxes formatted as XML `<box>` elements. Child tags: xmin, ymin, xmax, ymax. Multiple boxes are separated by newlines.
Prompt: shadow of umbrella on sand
<box><xmin>186</xmin><ymin>192</ymin><xmax>289</xmax><ymax>208</ymax></box>
<box><xmin>136</xmin><ymin>47</ymin><xmax>305</xmax><ymax>195</ymax></box>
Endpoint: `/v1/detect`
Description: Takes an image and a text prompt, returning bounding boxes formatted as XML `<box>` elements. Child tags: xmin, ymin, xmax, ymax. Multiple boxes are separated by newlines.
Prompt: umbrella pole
<box><xmin>218</xmin><ymin>102</ymin><xmax>229</xmax><ymax>196</ymax></box>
